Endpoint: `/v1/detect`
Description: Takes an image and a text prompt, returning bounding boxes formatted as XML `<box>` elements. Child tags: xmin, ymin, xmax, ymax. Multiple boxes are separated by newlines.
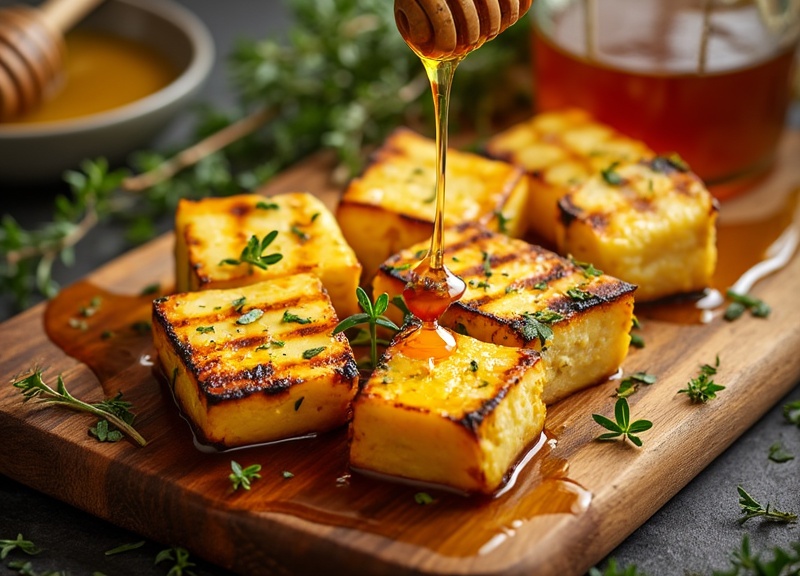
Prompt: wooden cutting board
<box><xmin>1</xmin><ymin>132</ymin><xmax>800</xmax><ymax>576</ymax></box>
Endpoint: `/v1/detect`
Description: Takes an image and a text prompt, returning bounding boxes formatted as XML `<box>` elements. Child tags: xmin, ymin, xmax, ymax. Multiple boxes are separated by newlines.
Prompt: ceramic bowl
<box><xmin>0</xmin><ymin>0</ymin><xmax>214</xmax><ymax>184</ymax></box>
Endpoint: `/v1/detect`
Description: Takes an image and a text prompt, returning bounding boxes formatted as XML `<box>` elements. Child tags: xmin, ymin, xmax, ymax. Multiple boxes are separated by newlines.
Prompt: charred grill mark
<box><xmin>451</xmin><ymin>351</ymin><xmax>538</xmax><ymax>434</ymax></box>
<box><xmin>228</xmin><ymin>201</ymin><xmax>255</xmax><ymax>218</ymax></box>
<box><xmin>558</xmin><ymin>195</ymin><xmax>582</xmax><ymax>227</ymax></box>
<box><xmin>586</xmin><ymin>212</ymin><xmax>609</xmax><ymax>232</ymax></box>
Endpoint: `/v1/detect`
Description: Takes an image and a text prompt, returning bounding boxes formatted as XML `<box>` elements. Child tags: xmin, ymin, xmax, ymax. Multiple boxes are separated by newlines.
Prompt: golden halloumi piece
<box><xmin>556</xmin><ymin>156</ymin><xmax>718</xmax><ymax>302</ymax></box>
<box><xmin>337</xmin><ymin>127</ymin><xmax>528</xmax><ymax>280</ymax></box>
<box><xmin>373</xmin><ymin>223</ymin><xmax>636</xmax><ymax>404</ymax></box>
<box><xmin>175</xmin><ymin>192</ymin><xmax>361</xmax><ymax>319</ymax></box>
<box><xmin>152</xmin><ymin>274</ymin><xmax>359</xmax><ymax>449</ymax></box>
<box><xmin>485</xmin><ymin>109</ymin><xmax>653</xmax><ymax>245</ymax></box>
<box><xmin>349</xmin><ymin>328</ymin><xmax>546</xmax><ymax>495</ymax></box>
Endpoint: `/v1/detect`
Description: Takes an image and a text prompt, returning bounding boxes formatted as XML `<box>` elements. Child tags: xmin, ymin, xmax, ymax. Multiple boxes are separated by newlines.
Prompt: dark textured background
<box><xmin>1</xmin><ymin>1</ymin><xmax>799</xmax><ymax>574</ymax></box>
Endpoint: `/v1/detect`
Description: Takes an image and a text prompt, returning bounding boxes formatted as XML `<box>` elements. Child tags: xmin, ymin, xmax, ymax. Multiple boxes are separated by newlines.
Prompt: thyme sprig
<box><xmin>333</xmin><ymin>287</ymin><xmax>400</xmax><ymax>369</ymax></box>
<box><xmin>155</xmin><ymin>546</ymin><xmax>197</xmax><ymax>576</ymax></box>
<box><xmin>0</xmin><ymin>534</ymin><xmax>40</xmax><ymax>559</ymax></box>
<box><xmin>219</xmin><ymin>231</ymin><xmax>282</xmax><ymax>271</ymax></box>
<box><xmin>737</xmin><ymin>486</ymin><xmax>797</xmax><ymax>524</ymax></box>
<box><xmin>678</xmin><ymin>356</ymin><xmax>724</xmax><ymax>403</ymax></box>
<box><xmin>592</xmin><ymin>397</ymin><xmax>653</xmax><ymax>447</ymax></box>
<box><xmin>229</xmin><ymin>461</ymin><xmax>262</xmax><ymax>491</ymax></box>
<box><xmin>11</xmin><ymin>368</ymin><xmax>146</xmax><ymax>447</ymax></box>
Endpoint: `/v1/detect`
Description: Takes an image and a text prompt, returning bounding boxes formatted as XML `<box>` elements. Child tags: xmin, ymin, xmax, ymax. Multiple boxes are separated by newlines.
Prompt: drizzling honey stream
<box><xmin>393</xmin><ymin>0</ymin><xmax>532</xmax><ymax>360</ymax></box>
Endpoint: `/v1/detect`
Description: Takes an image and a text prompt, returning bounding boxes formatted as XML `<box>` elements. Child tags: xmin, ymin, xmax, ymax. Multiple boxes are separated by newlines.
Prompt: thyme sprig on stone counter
<box><xmin>11</xmin><ymin>368</ymin><xmax>146</xmax><ymax>447</ymax></box>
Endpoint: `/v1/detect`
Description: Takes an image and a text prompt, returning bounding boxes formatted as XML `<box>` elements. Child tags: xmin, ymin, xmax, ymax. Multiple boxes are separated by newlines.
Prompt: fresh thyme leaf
<box><xmin>469</xmin><ymin>360</ymin><xmax>479</xmax><ymax>372</ymax></box>
<box><xmin>495</xmin><ymin>211</ymin><xmax>510</xmax><ymax>234</ymax></box>
<box><xmin>737</xmin><ymin>485</ymin><xmax>797</xmax><ymax>524</ymax></box>
<box><xmin>629</xmin><ymin>333</ymin><xmax>645</xmax><ymax>349</ymax></box>
<box><xmin>229</xmin><ymin>461</ymin><xmax>261</xmax><ymax>491</ymax></box>
<box><xmin>517</xmin><ymin>312</ymin><xmax>554</xmax><ymax>347</ymax></box>
<box><xmin>236</xmin><ymin>309</ymin><xmax>264</xmax><ymax>325</ymax></box>
<box><xmin>0</xmin><ymin>534</ymin><xmax>41</xmax><ymax>560</ymax></box>
<box><xmin>220</xmin><ymin>231</ymin><xmax>282</xmax><ymax>271</ymax></box>
<box><xmin>678</xmin><ymin>356</ymin><xmax>724</xmax><ymax>403</ymax></box>
<box><xmin>12</xmin><ymin>369</ymin><xmax>146</xmax><ymax>446</ymax></box>
<box><xmin>784</xmin><ymin>400</ymin><xmax>800</xmax><ymax>427</ymax></box>
<box><xmin>282</xmin><ymin>310</ymin><xmax>311</xmax><ymax>324</ymax></box>
<box><xmin>290</xmin><ymin>225</ymin><xmax>310</xmax><ymax>242</ymax></box>
<box><xmin>570</xmin><ymin>256</ymin><xmax>603</xmax><ymax>277</ymax></box>
<box><xmin>533</xmin><ymin>281</ymin><xmax>547</xmax><ymax>290</ymax></box>
<box><xmin>333</xmin><ymin>287</ymin><xmax>399</xmax><ymax>369</ymax></box>
<box><xmin>592</xmin><ymin>397</ymin><xmax>652</xmax><ymax>446</ymax></box>
<box><xmin>588</xmin><ymin>558</ymin><xmax>647</xmax><ymax>576</ymax></box>
<box><xmin>768</xmin><ymin>442</ymin><xmax>794</xmax><ymax>463</ymax></box>
<box><xmin>302</xmin><ymin>347</ymin><xmax>326</xmax><ymax>359</ymax></box>
<box><xmin>196</xmin><ymin>326</ymin><xmax>215</xmax><ymax>334</ymax></box>
<box><xmin>615</xmin><ymin>371</ymin><xmax>657</xmax><ymax>399</ymax></box>
<box><xmin>104</xmin><ymin>541</ymin><xmax>145</xmax><ymax>556</ymax></box>
<box><xmin>155</xmin><ymin>546</ymin><xmax>197</xmax><ymax>576</ymax></box>
<box><xmin>231</xmin><ymin>296</ymin><xmax>247</xmax><ymax>312</ymax></box>
<box><xmin>89</xmin><ymin>419</ymin><xmax>124</xmax><ymax>443</ymax></box>
<box><xmin>531</xmin><ymin>309</ymin><xmax>564</xmax><ymax>324</ymax></box>
<box><xmin>601</xmin><ymin>162</ymin><xmax>624</xmax><ymax>186</ymax></box>
<box><xmin>566</xmin><ymin>287</ymin><xmax>593</xmax><ymax>301</ymax></box>
<box><xmin>725</xmin><ymin>289</ymin><xmax>771</xmax><ymax>320</ymax></box>
<box><xmin>414</xmin><ymin>492</ymin><xmax>435</xmax><ymax>505</ymax></box>
<box><xmin>255</xmin><ymin>201</ymin><xmax>279</xmax><ymax>210</ymax></box>
<box><xmin>482</xmin><ymin>251</ymin><xmax>493</xmax><ymax>277</ymax></box>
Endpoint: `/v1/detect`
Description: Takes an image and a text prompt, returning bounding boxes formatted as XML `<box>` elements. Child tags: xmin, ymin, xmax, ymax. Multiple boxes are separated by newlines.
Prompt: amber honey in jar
<box><xmin>531</xmin><ymin>0</ymin><xmax>800</xmax><ymax>199</ymax></box>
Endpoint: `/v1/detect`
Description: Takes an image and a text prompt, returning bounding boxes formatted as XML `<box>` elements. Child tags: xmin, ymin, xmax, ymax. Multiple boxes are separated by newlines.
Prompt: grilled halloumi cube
<box><xmin>175</xmin><ymin>192</ymin><xmax>361</xmax><ymax>318</ymax></box>
<box><xmin>337</xmin><ymin>127</ymin><xmax>528</xmax><ymax>279</ymax></box>
<box><xmin>349</xmin><ymin>327</ymin><xmax>546</xmax><ymax>495</ymax></box>
<box><xmin>152</xmin><ymin>274</ymin><xmax>359</xmax><ymax>449</ymax></box>
<box><xmin>373</xmin><ymin>223</ymin><xmax>636</xmax><ymax>404</ymax></box>
<box><xmin>485</xmin><ymin>109</ymin><xmax>653</xmax><ymax>245</ymax></box>
<box><xmin>556</xmin><ymin>156</ymin><xmax>718</xmax><ymax>302</ymax></box>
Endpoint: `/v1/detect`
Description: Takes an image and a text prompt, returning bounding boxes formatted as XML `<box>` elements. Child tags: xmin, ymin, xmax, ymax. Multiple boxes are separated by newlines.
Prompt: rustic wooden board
<box><xmin>1</xmin><ymin>133</ymin><xmax>800</xmax><ymax>576</ymax></box>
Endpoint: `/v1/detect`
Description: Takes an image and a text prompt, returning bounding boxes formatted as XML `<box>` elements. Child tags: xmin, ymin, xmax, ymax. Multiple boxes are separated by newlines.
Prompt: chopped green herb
<box><xmin>294</xmin><ymin>397</ymin><xmax>304</xmax><ymax>411</ymax></box>
<box><xmin>290</xmin><ymin>225</ymin><xmax>310</xmax><ymax>242</ymax></box>
<box><xmin>90</xmin><ymin>419</ymin><xmax>124</xmax><ymax>443</ymax></box>
<box><xmin>615</xmin><ymin>371</ymin><xmax>657</xmax><ymax>399</ymax></box>
<box><xmin>310</xmin><ymin>212</ymin><xmax>320</xmax><ymax>223</ymax></box>
<box><xmin>414</xmin><ymin>492</ymin><xmax>435</xmax><ymax>505</ymax></box>
<box><xmin>784</xmin><ymin>400</ymin><xmax>800</xmax><ymax>427</ymax></box>
<box><xmin>131</xmin><ymin>321</ymin><xmax>152</xmax><ymax>335</ymax></box>
<box><xmin>495</xmin><ymin>211</ymin><xmax>511</xmax><ymax>234</ymax></box>
<box><xmin>0</xmin><ymin>534</ymin><xmax>40</xmax><ymax>559</ymax></box>
<box><xmin>566</xmin><ymin>287</ymin><xmax>593</xmax><ymax>301</ymax></box>
<box><xmin>505</xmin><ymin>285</ymin><xmax>520</xmax><ymax>294</ymax></box>
<box><xmin>482</xmin><ymin>251</ymin><xmax>493</xmax><ymax>277</ymax></box>
<box><xmin>80</xmin><ymin>296</ymin><xmax>102</xmax><ymax>317</ymax></box>
<box><xmin>629</xmin><ymin>332</ymin><xmax>645</xmax><ymax>349</ymax></box>
<box><xmin>256</xmin><ymin>201</ymin><xmax>279</xmax><ymax>210</ymax></box>
<box><xmin>737</xmin><ymin>485</ymin><xmax>797</xmax><ymax>524</ymax></box>
<box><xmin>531</xmin><ymin>309</ymin><xmax>564</xmax><ymax>324</ymax></box>
<box><xmin>232</xmin><ymin>296</ymin><xmax>247</xmax><ymax>312</ymax></box>
<box><xmin>155</xmin><ymin>546</ymin><xmax>197</xmax><ymax>576</ymax></box>
<box><xmin>518</xmin><ymin>313</ymin><xmax>554</xmax><ymax>347</ymax></box>
<box><xmin>282</xmin><ymin>310</ymin><xmax>312</xmax><ymax>324</ymax></box>
<box><xmin>725</xmin><ymin>290</ymin><xmax>770</xmax><ymax>320</ymax></box>
<box><xmin>533</xmin><ymin>281</ymin><xmax>547</xmax><ymax>291</ymax></box>
<box><xmin>570</xmin><ymin>256</ymin><xmax>603</xmax><ymax>278</ymax></box>
<box><xmin>386</xmin><ymin>262</ymin><xmax>412</xmax><ymax>272</ymax></box>
<box><xmin>282</xmin><ymin>471</ymin><xmax>295</xmax><ymax>479</ymax></box>
<box><xmin>469</xmin><ymin>360</ymin><xmax>479</xmax><ymax>372</ymax></box>
<box><xmin>454</xmin><ymin>322</ymin><xmax>469</xmax><ymax>336</ymax></box>
<box><xmin>678</xmin><ymin>356</ymin><xmax>724</xmax><ymax>403</ymax></box>
<box><xmin>196</xmin><ymin>326</ymin><xmax>215</xmax><ymax>334</ymax></box>
<box><xmin>139</xmin><ymin>283</ymin><xmax>161</xmax><ymax>296</ymax></box>
<box><xmin>237</xmin><ymin>309</ymin><xmax>264</xmax><ymax>325</ymax></box>
<box><xmin>302</xmin><ymin>347</ymin><xmax>326</xmax><ymax>359</ymax></box>
<box><xmin>601</xmin><ymin>162</ymin><xmax>624</xmax><ymax>186</ymax></box>
<box><xmin>229</xmin><ymin>461</ymin><xmax>261</xmax><ymax>491</ymax></box>
<box><xmin>69</xmin><ymin>318</ymin><xmax>88</xmax><ymax>331</ymax></box>
<box><xmin>104</xmin><ymin>541</ymin><xmax>145</xmax><ymax>556</ymax></box>
<box><xmin>768</xmin><ymin>442</ymin><xmax>794</xmax><ymax>463</ymax></box>
<box><xmin>592</xmin><ymin>397</ymin><xmax>652</xmax><ymax>447</ymax></box>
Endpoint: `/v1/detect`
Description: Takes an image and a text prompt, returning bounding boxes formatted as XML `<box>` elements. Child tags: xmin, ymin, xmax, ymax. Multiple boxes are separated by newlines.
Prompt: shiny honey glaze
<box><xmin>7</xmin><ymin>30</ymin><xmax>177</xmax><ymax>124</ymax></box>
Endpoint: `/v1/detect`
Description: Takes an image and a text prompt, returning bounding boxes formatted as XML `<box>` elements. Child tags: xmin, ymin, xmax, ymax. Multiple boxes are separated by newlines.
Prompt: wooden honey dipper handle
<box><xmin>37</xmin><ymin>0</ymin><xmax>106</xmax><ymax>34</ymax></box>
<box><xmin>395</xmin><ymin>0</ymin><xmax>533</xmax><ymax>59</ymax></box>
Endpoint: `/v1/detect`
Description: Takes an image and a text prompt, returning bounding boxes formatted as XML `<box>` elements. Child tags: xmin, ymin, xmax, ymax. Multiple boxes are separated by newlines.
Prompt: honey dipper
<box><xmin>394</xmin><ymin>0</ymin><xmax>533</xmax><ymax>60</ymax></box>
<box><xmin>0</xmin><ymin>0</ymin><xmax>104</xmax><ymax>121</ymax></box>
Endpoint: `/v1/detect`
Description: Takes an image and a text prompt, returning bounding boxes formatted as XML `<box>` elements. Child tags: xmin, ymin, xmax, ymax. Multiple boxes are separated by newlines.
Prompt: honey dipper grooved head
<box><xmin>395</xmin><ymin>0</ymin><xmax>532</xmax><ymax>60</ymax></box>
